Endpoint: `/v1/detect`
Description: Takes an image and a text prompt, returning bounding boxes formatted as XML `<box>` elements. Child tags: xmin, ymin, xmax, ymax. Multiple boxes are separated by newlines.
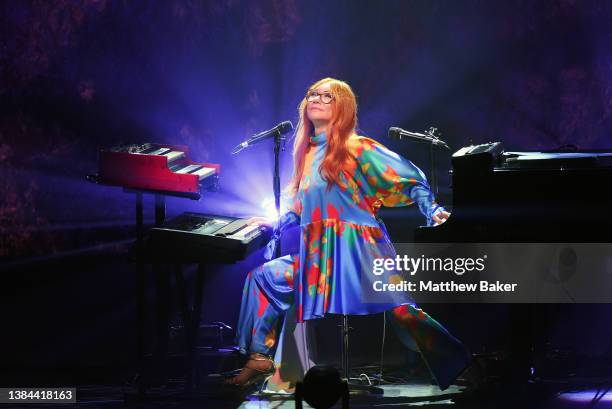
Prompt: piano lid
<box><xmin>501</xmin><ymin>151</ymin><xmax>612</xmax><ymax>169</ymax></box>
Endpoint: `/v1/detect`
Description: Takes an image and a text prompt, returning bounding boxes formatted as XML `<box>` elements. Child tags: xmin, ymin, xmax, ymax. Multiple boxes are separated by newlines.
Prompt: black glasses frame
<box><xmin>306</xmin><ymin>90</ymin><xmax>335</xmax><ymax>104</ymax></box>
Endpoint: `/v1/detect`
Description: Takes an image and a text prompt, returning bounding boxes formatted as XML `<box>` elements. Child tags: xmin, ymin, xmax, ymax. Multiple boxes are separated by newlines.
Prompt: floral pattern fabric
<box><xmin>235</xmin><ymin>132</ymin><xmax>469</xmax><ymax>390</ymax></box>
<box><xmin>289</xmin><ymin>132</ymin><xmax>442</xmax><ymax>321</ymax></box>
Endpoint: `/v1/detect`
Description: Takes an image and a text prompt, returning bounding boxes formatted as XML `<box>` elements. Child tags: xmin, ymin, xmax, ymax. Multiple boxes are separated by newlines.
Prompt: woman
<box><xmin>226</xmin><ymin>78</ymin><xmax>470</xmax><ymax>390</ymax></box>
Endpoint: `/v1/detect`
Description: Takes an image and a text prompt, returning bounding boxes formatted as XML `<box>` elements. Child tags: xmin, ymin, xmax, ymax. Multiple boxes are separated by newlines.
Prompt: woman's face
<box><xmin>306</xmin><ymin>82</ymin><xmax>333</xmax><ymax>128</ymax></box>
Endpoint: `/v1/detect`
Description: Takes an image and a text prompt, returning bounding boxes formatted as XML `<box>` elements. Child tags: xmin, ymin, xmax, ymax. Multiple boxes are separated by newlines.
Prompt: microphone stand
<box><xmin>430</xmin><ymin>141</ymin><xmax>437</xmax><ymax>197</ymax></box>
<box><xmin>273</xmin><ymin>130</ymin><xmax>286</xmax><ymax>258</ymax></box>
<box><xmin>389</xmin><ymin>127</ymin><xmax>449</xmax><ymax>196</ymax></box>
<box><xmin>425</xmin><ymin>127</ymin><xmax>440</xmax><ymax>196</ymax></box>
<box><xmin>233</xmin><ymin>123</ymin><xmax>290</xmax><ymax>258</ymax></box>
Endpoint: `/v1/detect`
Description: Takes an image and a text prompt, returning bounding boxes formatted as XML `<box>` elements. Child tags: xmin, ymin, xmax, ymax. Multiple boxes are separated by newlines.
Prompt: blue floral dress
<box><xmin>287</xmin><ymin>132</ymin><xmax>442</xmax><ymax>320</ymax></box>
<box><xmin>235</xmin><ymin>132</ymin><xmax>468</xmax><ymax>390</ymax></box>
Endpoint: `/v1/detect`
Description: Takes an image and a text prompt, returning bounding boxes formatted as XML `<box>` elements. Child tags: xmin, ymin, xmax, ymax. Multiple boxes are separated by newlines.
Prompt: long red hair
<box><xmin>287</xmin><ymin>77</ymin><xmax>358</xmax><ymax>196</ymax></box>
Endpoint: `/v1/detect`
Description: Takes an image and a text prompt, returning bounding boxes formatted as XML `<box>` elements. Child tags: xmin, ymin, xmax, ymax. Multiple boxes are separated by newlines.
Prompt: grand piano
<box><xmin>415</xmin><ymin>142</ymin><xmax>612</xmax><ymax>243</ymax></box>
<box><xmin>413</xmin><ymin>142</ymin><xmax>612</xmax><ymax>383</ymax></box>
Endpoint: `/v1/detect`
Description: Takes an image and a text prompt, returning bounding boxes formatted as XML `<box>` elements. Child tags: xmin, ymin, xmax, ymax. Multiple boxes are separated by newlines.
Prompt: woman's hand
<box><xmin>247</xmin><ymin>216</ymin><xmax>274</xmax><ymax>229</ymax></box>
<box><xmin>432</xmin><ymin>210</ymin><xmax>450</xmax><ymax>226</ymax></box>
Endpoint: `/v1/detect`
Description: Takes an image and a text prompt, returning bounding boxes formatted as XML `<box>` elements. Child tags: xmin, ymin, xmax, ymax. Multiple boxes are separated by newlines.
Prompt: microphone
<box><xmin>232</xmin><ymin>121</ymin><xmax>294</xmax><ymax>155</ymax></box>
<box><xmin>388</xmin><ymin>127</ymin><xmax>450</xmax><ymax>150</ymax></box>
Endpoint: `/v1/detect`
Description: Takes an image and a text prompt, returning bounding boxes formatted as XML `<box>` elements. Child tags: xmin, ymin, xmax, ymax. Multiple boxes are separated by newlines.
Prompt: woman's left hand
<box><xmin>432</xmin><ymin>210</ymin><xmax>450</xmax><ymax>226</ymax></box>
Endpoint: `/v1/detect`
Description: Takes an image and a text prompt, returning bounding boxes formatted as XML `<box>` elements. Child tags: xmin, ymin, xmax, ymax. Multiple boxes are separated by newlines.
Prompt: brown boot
<box><xmin>224</xmin><ymin>353</ymin><xmax>275</xmax><ymax>387</ymax></box>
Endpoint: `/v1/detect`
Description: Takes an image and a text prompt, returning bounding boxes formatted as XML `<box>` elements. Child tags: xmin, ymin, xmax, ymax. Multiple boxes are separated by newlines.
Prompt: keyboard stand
<box><xmin>127</xmin><ymin>189</ymin><xmax>206</xmax><ymax>400</ymax></box>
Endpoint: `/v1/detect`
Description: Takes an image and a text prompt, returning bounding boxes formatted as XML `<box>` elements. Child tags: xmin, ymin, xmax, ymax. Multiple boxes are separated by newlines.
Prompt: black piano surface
<box><xmin>146</xmin><ymin>212</ymin><xmax>272</xmax><ymax>263</ymax></box>
<box><xmin>412</xmin><ymin>143</ymin><xmax>612</xmax><ymax>383</ymax></box>
<box><xmin>415</xmin><ymin>143</ymin><xmax>612</xmax><ymax>243</ymax></box>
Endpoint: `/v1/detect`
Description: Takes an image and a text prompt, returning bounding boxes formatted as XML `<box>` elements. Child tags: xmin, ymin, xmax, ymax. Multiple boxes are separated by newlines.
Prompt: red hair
<box><xmin>287</xmin><ymin>77</ymin><xmax>358</xmax><ymax>196</ymax></box>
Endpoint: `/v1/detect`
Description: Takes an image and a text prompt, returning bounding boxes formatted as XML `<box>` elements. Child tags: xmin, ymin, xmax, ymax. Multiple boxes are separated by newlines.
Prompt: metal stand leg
<box><xmin>173</xmin><ymin>264</ymin><xmax>193</xmax><ymax>390</ymax></box>
<box><xmin>153</xmin><ymin>264</ymin><xmax>170</xmax><ymax>381</ymax></box>
<box><xmin>185</xmin><ymin>264</ymin><xmax>205</xmax><ymax>390</ymax></box>
<box><xmin>342</xmin><ymin>315</ymin><xmax>349</xmax><ymax>380</ymax></box>
<box><xmin>131</xmin><ymin>192</ymin><xmax>168</xmax><ymax>399</ymax></box>
<box><xmin>340</xmin><ymin>315</ymin><xmax>383</xmax><ymax>395</ymax></box>
<box><xmin>135</xmin><ymin>192</ymin><xmax>146</xmax><ymax>398</ymax></box>
<box><xmin>152</xmin><ymin>194</ymin><xmax>170</xmax><ymax>382</ymax></box>
<box><xmin>154</xmin><ymin>194</ymin><xmax>166</xmax><ymax>226</ymax></box>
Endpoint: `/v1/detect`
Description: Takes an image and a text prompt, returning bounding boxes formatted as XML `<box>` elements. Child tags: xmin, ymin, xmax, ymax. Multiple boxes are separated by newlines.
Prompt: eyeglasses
<box><xmin>306</xmin><ymin>90</ymin><xmax>334</xmax><ymax>104</ymax></box>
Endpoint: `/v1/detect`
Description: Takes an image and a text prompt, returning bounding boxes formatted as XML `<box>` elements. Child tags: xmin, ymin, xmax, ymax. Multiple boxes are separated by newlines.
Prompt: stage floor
<box><xmin>20</xmin><ymin>381</ymin><xmax>612</xmax><ymax>409</ymax></box>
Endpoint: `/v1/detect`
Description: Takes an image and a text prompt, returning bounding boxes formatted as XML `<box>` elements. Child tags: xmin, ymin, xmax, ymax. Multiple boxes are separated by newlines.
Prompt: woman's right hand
<box><xmin>246</xmin><ymin>216</ymin><xmax>274</xmax><ymax>229</ymax></box>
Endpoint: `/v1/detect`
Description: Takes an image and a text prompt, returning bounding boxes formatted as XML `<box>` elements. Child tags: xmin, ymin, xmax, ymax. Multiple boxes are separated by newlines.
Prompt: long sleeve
<box><xmin>279</xmin><ymin>189</ymin><xmax>302</xmax><ymax>231</ymax></box>
<box><xmin>277</xmin><ymin>210</ymin><xmax>300</xmax><ymax>233</ymax></box>
<box><xmin>347</xmin><ymin>136</ymin><xmax>444</xmax><ymax>226</ymax></box>
<box><xmin>263</xmin><ymin>198</ymin><xmax>302</xmax><ymax>260</ymax></box>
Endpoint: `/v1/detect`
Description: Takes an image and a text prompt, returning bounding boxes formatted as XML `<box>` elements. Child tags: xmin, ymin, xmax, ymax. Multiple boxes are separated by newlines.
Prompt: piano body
<box><xmin>413</xmin><ymin>142</ymin><xmax>612</xmax><ymax>383</ymax></box>
<box><xmin>96</xmin><ymin>143</ymin><xmax>220</xmax><ymax>199</ymax></box>
<box><xmin>415</xmin><ymin>142</ymin><xmax>612</xmax><ymax>243</ymax></box>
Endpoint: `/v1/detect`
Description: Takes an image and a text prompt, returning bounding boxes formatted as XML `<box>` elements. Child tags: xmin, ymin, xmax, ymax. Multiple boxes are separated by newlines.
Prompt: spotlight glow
<box><xmin>261</xmin><ymin>197</ymin><xmax>280</xmax><ymax>221</ymax></box>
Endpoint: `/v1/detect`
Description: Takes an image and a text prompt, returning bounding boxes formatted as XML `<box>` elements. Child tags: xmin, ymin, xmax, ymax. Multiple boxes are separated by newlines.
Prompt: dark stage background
<box><xmin>2</xmin><ymin>0</ymin><xmax>612</xmax><ymax>383</ymax></box>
